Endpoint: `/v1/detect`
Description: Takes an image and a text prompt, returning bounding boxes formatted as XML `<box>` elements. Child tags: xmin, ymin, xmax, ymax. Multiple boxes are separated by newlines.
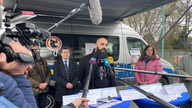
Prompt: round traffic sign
<box><xmin>46</xmin><ymin>36</ymin><xmax>62</xmax><ymax>51</ymax></box>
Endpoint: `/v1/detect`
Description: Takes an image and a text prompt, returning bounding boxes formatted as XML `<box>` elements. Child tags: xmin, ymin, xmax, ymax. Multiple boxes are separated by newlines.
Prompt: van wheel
<box><xmin>46</xmin><ymin>94</ymin><xmax>55</xmax><ymax>108</ymax></box>
<box><xmin>159</xmin><ymin>77</ymin><xmax>168</xmax><ymax>86</ymax></box>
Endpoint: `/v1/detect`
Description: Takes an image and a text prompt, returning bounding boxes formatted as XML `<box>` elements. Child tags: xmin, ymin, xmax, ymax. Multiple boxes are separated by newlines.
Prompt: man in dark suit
<box><xmin>54</xmin><ymin>46</ymin><xmax>79</xmax><ymax>108</ymax></box>
<box><xmin>78</xmin><ymin>38</ymin><xmax>116</xmax><ymax>89</ymax></box>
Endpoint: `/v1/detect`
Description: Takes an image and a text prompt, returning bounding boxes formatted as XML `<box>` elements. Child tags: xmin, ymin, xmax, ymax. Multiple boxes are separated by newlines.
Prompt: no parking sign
<box><xmin>46</xmin><ymin>36</ymin><xmax>62</xmax><ymax>56</ymax></box>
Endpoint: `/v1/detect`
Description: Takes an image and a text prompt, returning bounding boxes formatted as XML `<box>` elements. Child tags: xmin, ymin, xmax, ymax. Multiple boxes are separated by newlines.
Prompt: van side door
<box><xmin>125</xmin><ymin>37</ymin><xmax>146</xmax><ymax>82</ymax></box>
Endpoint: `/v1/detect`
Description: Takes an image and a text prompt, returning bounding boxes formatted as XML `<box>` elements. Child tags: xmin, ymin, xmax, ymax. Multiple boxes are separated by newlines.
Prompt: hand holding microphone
<box><xmin>72</xmin><ymin>98</ymin><xmax>90</xmax><ymax>108</ymax></box>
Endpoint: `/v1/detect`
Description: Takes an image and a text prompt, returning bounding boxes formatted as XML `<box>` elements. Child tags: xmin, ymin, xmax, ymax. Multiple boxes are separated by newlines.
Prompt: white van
<box><xmin>27</xmin><ymin>17</ymin><xmax>175</xmax><ymax>107</ymax></box>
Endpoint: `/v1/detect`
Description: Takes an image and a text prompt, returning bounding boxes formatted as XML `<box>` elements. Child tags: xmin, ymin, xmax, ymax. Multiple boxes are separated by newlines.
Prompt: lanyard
<box><xmin>144</xmin><ymin>60</ymin><xmax>147</xmax><ymax>69</ymax></box>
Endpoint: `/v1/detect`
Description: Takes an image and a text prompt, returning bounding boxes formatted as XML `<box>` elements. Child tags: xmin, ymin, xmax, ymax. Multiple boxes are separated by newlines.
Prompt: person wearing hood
<box><xmin>134</xmin><ymin>44</ymin><xmax>163</xmax><ymax>85</ymax></box>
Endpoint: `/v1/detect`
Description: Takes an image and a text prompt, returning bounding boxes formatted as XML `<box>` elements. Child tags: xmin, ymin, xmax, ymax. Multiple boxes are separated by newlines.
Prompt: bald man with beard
<box><xmin>78</xmin><ymin>38</ymin><xmax>116</xmax><ymax>89</ymax></box>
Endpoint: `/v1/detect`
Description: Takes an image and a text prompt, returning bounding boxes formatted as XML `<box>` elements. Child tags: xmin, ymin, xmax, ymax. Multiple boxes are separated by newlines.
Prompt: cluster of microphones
<box><xmin>87</xmin><ymin>56</ymin><xmax>115</xmax><ymax>82</ymax></box>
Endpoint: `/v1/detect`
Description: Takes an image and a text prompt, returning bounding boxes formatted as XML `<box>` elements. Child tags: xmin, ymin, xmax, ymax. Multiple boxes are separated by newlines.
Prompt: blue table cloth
<box><xmin>133</xmin><ymin>92</ymin><xmax>190</xmax><ymax>108</ymax></box>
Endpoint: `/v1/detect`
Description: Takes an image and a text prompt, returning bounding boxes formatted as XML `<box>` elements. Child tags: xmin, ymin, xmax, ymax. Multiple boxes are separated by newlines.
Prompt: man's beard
<box><xmin>96</xmin><ymin>47</ymin><xmax>108</xmax><ymax>59</ymax></box>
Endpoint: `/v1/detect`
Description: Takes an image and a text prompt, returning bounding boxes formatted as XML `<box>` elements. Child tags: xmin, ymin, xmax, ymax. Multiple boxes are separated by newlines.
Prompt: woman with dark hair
<box><xmin>134</xmin><ymin>44</ymin><xmax>163</xmax><ymax>85</ymax></box>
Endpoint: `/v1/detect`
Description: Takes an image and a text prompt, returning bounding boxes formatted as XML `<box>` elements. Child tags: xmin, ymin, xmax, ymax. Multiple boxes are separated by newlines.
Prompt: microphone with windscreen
<box><xmin>47</xmin><ymin>0</ymin><xmax>103</xmax><ymax>32</ymax></box>
<box><xmin>88</xmin><ymin>0</ymin><xmax>102</xmax><ymax>25</ymax></box>
<box><xmin>80</xmin><ymin>57</ymin><xmax>96</xmax><ymax>108</ymax></box>
<box><xmin>98</xmin><ymin>59</ymin><xmax>105</xmax><ymax>80</ymax></box>
<box><xmin>104</xmin><ymin>58</ymin><xmax>114</xmax><ymax>74</ymax></box>
<box><xmin>108</xmin><ymin>56</ymin><xmax>114</xmax><ymax>64</ymax></box>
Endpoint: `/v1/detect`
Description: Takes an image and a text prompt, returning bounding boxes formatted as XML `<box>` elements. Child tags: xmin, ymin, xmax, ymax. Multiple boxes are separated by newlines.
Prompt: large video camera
<box><xmin>0</xmin><ymin>1</ymin><xmax>90</xmax><ymax>63</ymax></box>
<box><xmin>0</xmin><ymin>11</ymin><xmax>50</xmax><ymax>63</ymax></box>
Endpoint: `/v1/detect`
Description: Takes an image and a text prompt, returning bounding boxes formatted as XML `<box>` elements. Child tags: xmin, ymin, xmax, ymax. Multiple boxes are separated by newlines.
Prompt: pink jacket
<box><xmin>134</xmin><ymin>57</ymin><xmax>163</xmax><ymax>84</ymax></box>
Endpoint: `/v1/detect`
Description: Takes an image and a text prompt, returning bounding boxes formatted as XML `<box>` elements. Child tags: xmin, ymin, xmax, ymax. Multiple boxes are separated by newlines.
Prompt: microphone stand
<box><xmin>47</xmin><ymin>2</ymin><xmax>88</xmax><ymax>32</ymax></box>
<box><xmin>105</xmin><ymin>72</ymin><xmax>178</xmax><ymax>108</ymax></box>
<box><xmin>115</xmin><ymin>67</ymin><xmax>192</xmax><ymax>78</ymax></box>
<box><xmin>79</xmin><ymin>64</ymin><xmax>93</xmax><ymax>108</ymax></box>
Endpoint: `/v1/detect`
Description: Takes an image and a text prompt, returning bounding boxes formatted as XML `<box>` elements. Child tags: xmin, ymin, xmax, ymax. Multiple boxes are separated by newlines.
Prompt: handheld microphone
<box><xmin>98</xmin><ymin>59</ymin><xmax>104</xmax><ymax>66</ymax></box>
<box><xmin>108</xmin><ymin>56</ymin><xmax>114</xmax><ymax>64</ymax></box>
<box><xmin>98</xmin><ymin>59</ymin><xmax>105</xmax><ymax>80</ymax></box>
<box><xmin>104</xmin><ymin>58</ymin><xmax>114</xmax><ymax>74</ymax></box>
<box><xmin>80</xmin><ymin>57</ymin><xmax>96</xmax><ymax>108</ymax></box>
<box><xmin>88</xmin><ymin>0</ymin><xmax>102</xmax><ymax>25</ymax></box>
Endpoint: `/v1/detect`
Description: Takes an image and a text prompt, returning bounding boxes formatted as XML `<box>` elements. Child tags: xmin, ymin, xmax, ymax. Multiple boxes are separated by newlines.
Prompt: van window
<box><xmin>73</xmin><ymin>35</ymin><xmax>120</xmax><ymax>62</ymax></box>
<box><xmin>142</xmin><ymin>41</ymin><xmax>146</xmax><ymax>50</ymax></box>
<box><xmin>127</xmin><ymin>37</ymin><xmax>146</xmax><ymax>54</ymax></box>
<box><xmin>50</xmin><ymin>34</ymin><xmax>119</xmax><ymax>62</ymax></box>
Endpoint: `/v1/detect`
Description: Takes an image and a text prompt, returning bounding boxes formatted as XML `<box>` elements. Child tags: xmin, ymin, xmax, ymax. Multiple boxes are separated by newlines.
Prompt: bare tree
<box><xmin>123</xmin><ymin>1</ymin><xmax>182</xmax><ymax>50</ymax></box>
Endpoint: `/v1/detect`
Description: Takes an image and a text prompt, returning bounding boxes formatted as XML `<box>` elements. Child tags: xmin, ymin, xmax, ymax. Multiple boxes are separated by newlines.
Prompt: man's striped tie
<box><xmin>64</xmin><ymin>61</ymin><xmax>69</xmax><ymax>82</ymax></box>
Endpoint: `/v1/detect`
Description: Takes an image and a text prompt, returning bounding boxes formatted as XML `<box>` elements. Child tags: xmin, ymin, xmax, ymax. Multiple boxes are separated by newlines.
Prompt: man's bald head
<box><xmin>95</xmin><ymin>37</ymin><xmax>108</xmax><ymax>52</ymax></box>
<box><xmin>96</xmin><ymin>38</ymin><xmax>106</xmax><ymax>44</ymax></box>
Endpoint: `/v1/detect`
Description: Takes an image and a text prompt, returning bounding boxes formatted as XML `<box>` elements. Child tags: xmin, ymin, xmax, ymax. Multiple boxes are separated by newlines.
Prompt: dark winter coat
<box><xmin>54</xmin><ymin>58</ymin><xmax>79</xmax><ymax>102</ymax></box>
<box><xmin>78</xmin><ymin>50</ymin><xmax>116</xmax><ymax>89</ymax></box>
<box><xmin>27</xmin><ymin>58</ymin><xmax>51</xmax><ymax>94</ymax></box>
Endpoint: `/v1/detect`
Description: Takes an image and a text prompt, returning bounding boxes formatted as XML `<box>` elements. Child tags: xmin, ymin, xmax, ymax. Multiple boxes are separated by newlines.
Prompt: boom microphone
<box><xmin>88</xmin><ymin>0</ymin><xmax>102</xmax><ymax>25</ymax></box>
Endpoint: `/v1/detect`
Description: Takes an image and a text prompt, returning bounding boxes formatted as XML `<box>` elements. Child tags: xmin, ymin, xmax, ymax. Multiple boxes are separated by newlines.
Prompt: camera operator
<box><xmin>0</xmin><ymin>0</ymin><xmax>37</xmax><ymax>107</ymax></box>
<box><xmin>0</xmin><ymin>41</ymin><xmax>37</xmax><ymax>108</ymax></box>
<box><xmin>0</xmin><ymin>35</ymin><xmax>89</xmax><ymax>108</ymax></box>
<box><xmin>0</xmin><ymin>37</ymin><xmax>89</xmax><ymax>108</ymax></box>
<box><xmin>0</xmin><ymin>0</ymin><xmax>90</xmax><ymax>107</ymax></box>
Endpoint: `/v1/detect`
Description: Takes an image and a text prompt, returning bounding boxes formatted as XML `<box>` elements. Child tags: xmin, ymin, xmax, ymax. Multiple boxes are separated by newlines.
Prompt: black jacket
<box><xmin>78</xmin><ymin>50</ymin><xmax>116</xmax><ymax>89</ymax></box>
<box><xmin>54</xmin><ymin>58</ymin><xmax>79</xmax><ymax>102</ymax></box>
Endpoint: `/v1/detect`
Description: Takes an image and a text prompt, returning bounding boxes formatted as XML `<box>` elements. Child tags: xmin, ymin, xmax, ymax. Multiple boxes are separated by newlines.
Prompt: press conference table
<box><xmin>133</xmin><ymin>92</ymin><xmax>190</xmax><ymax>108</ymax></box>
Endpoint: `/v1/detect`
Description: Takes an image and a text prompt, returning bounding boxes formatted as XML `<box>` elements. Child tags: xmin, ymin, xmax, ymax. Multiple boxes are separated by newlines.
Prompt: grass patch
<box><xmin>167</xmin><ymin>56</ymin><xmax>175</xmax><ymax>68</ymax></box>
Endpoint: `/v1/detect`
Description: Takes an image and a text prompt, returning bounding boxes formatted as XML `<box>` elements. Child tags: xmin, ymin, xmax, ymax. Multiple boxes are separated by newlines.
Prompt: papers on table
<box><xmin>63</xmin><ymin>87</ymin><xmax>119</xmax><ymax>107</ymax></box>
<box><xmin>88</xmin><ymin>87</ymin><xmax>120</xmax><ymax>107</ymax></box>
<box><xmin>89</xmin><ymin>89</ymin><xmax>102</xmax><ymax>100</ymax></box>
<box><xmin>89</xmin><ymin>87</ymin><xmax>117</xmax><ymax>99</ymax></box>
<box><xmin>62</xmin><ymin>83</ymin><xmax>187</xmax><ymax>107</ymax></box>
<box><xmin>90</xmin><ymin>98</ymin><xmax>122</xmax><ymax>108</ymax></box>
<box><xmin>63</xmin><ymin>95</ymin><xmax>80</xmax><ymax>106</ymax></box>
<box><xmin>151</xmin><ymin>92</ymin><xmax>182</xmax><ymax>102</ymax></box>
<box><xmin>162</xmin><ymin>83</ymin><xmax>188</xmax><ymax>95</ymax></box>
<box><xmin>117</xmin><ymin>89</ymin><xmax>146</xmax><ymax>101</ymax></box>
<box><xmin>139</xmin><ymin>83</ymin><xmax>162</xmax><ymax>93</ymax></box>
<box><xmin>147</xmin><ymin>83</ymin><xmax>187</xmax><ymax>102</ymax></box>
<box><xmin>62</xmin><ymin>94</ymin><xmax>97</xmax><ymax>106</ymax></box>
<box><xmin>117</xmin><ymin>83</ymin><xmax>162</xmax><ymax>101</ymax></box>
<box><xmin>117</xmin><ymin>83</ymin><xmax>187</xmax><ymax>102</ymax></box>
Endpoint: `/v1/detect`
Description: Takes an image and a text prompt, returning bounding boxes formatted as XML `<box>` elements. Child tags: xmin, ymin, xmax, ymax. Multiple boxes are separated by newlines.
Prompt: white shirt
<box><xmin>62</xmin><ymin>59</ymin><xmax>69</xmax><ymax>67</ymax></box>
